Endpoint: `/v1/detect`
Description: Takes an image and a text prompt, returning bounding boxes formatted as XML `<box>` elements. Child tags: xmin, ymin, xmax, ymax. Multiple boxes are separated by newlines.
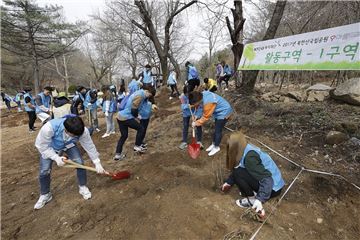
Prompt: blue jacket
<box><xmin>49</xmin><ymin>118</ymin><xmax>80</xmax><ymax>151</ymax></box>
<box><xmin>139</xmin><ymin>99</ymin><xmax>152</xmax><ymax>120</ymax></box>
<box><xmin>128</xmin><ymin>79</ymin><xmax>140</xmax><ymax>94</ymax></box>
<box><xmin>167</xmin><ymin>72</ymin><xmax>176</xmax><ymax>85</ymax></box>
<box><xmin>236</xmin><ymin>144</ymin><xmax>285</xmax><ymax>191</ymax></box>
<box><xmin>118</xmin><ymin>89</ymin><xmax>146</xmax><ymax>120</ymax></box>
<box><xmin>187</xmin><ymin>65</ymin><xmax>199</xmax><ymax>81</ymax></box>
<box><xmin>202</xmin><ymin>91</ymin><xmax>233</xmax><ymax>119</ymax></box>
<box><xmin>102</xmin><ymin>96</ymin><xmax>117</xmax><ymax>113</ymax></box>
<box><xmin>35</xmin><ymin>92</ymin><xmax>51</xmax><ymax>114</ymax></box>
<box><xmin>142</xmin><ymin>70</ymin><xmax>153</xmax><ymax>84</ymax></box>
<box><xmin>83</xmin><ymin>90</ymin><xmax>97</xmax><ymax>110</ymax></box>
<box><xmin>24</xmin><ymin>92</ymin><xmax>35</xmax><ymax>112</ymax></box>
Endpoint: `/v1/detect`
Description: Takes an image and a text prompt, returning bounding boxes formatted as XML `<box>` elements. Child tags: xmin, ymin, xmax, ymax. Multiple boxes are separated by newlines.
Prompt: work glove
<box><xmin>220</xmin><ymin>182</ymin><xmax>232</xmax><ymax>193</ymax></box>
<box><xmin>152</xmin><ymin>104</ymin><xmax>158</xmax><ymax>112</ymax></box>
<box><xmin>191</xmin><ymin>121</ymin><xmax>196</xmax><ymax>128</ymax></box>
<box><xmin>92</xmin><ymin>159</ymin><xmax>106</xmax><ymax>174</ymax></box>
<box><xmin>251</xmin><ymin>199</ymin><xmax>263</xmax><ymax>213</ymax></box>
<box><xmin>105</xmin><ymin>111</ymin><xmax>109</xmax><ymax>117</ymax></box>
<box><xmin>54</xmin><ymin>156</ymin><xmax>66</xmax><ymax>167</ymax></box>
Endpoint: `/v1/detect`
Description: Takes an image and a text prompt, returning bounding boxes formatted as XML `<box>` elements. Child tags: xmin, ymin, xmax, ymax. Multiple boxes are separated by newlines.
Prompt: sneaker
<box><xmin>134</xmin><ymin>145</ymin><xmax>146</xmax><ymax>153</ymax></box>
<box><xmin>141</xmin><ymin>142</ymin><xmax>148</xmax><ymax>148</ymax></box>
<box><xmin>34</xmin><ymin>192</ymin><xmax>53</xmax><ymax>209</ymax></box>
<box><xmin>114</xmin><ymin>153</ymin><xmax>126</xmax><ymax>161</ymax></box>
<box><xmin>206</xmin><ymin>144</ymin><xmax>215</xmax><ymax>152</ymax></box>
<box><xmin>169</xmin><ymin>96</ymin><xmax>173</xmax><ymax>100</ymax></box>
<box><xmin>110</xmin><ymin>131</ymin><xmax>116</xmax><ymax>135</ymax></box>
<box><xmin>235</xmin><ymin>197</ymin><xmax>256</xmax><ymax>208</ymax></box>
<box><xmin>95</xmin><ymin>128</ymin><xmax>101</xmax><ymax>132</ymax></box>
<box><xmin>101</xmin><ymin>133</ymin><xmax>110</xmax><ymax>138</ymax></box>
<box><xmin>29</xmin><ymin>129</ymin><xmax>36</xmax><ymax>133</ymax></box>
<box><xmin>178</xmin><ymin>142</ymin><xmax>188</xmax><ymax>150</ymax></box>
<box><xmin>208</xmin><ymin>146</ymin><xmax>220</xmax><ymax>156</ymax></box>
<box><xmin>225</xmin><ymin>88</ymin><xmax>229</xmax><ymax>91</ymax></box>
<box><xmin>79</xmin><ymin>186</ymin><xmax>92</xmax><ymax>200</ymax></box>
<box><xmin>197</xmin><ymin>142</ymin><xmax>204</xmax><ymax>150</ymax></box>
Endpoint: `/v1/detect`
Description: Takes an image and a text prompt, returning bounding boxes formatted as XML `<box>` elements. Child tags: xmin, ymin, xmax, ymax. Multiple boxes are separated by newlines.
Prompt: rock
<box><xmin>307</xmin><ymin>91</ymin><xmax>329</xmax><ymax>102</ymax></box>
<box><xmin>317</xmin><ymin>218</ymin><xmax>323</xmax><ymax>224</ymax></box>
<box><xmin>349</xmin><ymin>137</ymin><xmax>360</xmax><ymax>146</ymax></box>
<box><xmin>306</xmin><ymin>83</ymin><xmax>334</xmax><ymax>92</ymax></box>
<box><xmin>261</xmin><ymin>92</ymin><xmax>274</xmax><ymax>101</ymax></box>
<box><xmin>325</xmin><ymin>131</ymin><xmax>349</xmax><ymax>145</ymax></box>
<box><xmin>283</xmin><ymin>97</ymin><xmax>296</xmax><ymax>103</ymax></box>
<box><xmin>286</xmin><ymin>91</ymin><xmax>304</xmax><ymax>102</ymax></box>
<box><xmin>330</xmin><ymin>78</ymin><xmax>360</xmax><ymax>106</ymax></box>
<box><xmin>279</xmin><ymin>96</ymin><xmax>286</xmax><ymax>102</ymax></box>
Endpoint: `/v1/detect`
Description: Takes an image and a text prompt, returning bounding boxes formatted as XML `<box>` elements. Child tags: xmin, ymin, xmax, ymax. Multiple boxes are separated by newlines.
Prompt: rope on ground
<box><xmin>249</xmin><ymin>168</ymin><xmax>304</xmax><ymax>240</ymax></box>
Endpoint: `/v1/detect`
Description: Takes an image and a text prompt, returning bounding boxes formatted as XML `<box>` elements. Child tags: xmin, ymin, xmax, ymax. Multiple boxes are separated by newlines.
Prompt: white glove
<box><xmin>191</xmin><ymin>121</ymin><xmax>196</xmax><ymax>128</ymax></box>
<box><xmin>152</xmin><ymin>104</ymin><xmax>158</xmax><ymax>111</ymax></box>
<box><xmin>94</xmin><ymin>162</ymin><xmax>106</xmax><ymax>174</ymax></box>
<box><xmin>251</xmin><ymin>199</ymin><xmax>263</xmax><ymax>213</ymax></box>
<box><xmin>54</xmin><ymin>156</ymin><xmax>66</xmax><ymax>167</ymax></box>
<box><xmin>105</xmin><ymin>111</ymin><xmax>109</xmax><ymax>117</ymax></box>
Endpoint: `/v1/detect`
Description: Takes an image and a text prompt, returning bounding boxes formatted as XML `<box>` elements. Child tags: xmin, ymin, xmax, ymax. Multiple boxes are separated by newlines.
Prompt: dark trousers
<box><xmin>213</xmin><ymin>119</ymin><xmax>227</xmax><ymax>147</ymax></box>
<box><xmin>140</xmin><ymin>119</ymin><xmax>150</xmax><ymax>144</ymax></box>
<box><xmin>228</xmin><ymin>168</ymin><xmax>282</xmax><ymax>198</ymax></box>
<box><xmin>170</xmin><ymin>84</ymin><xmax>180</xmax><ymax>97</ymax></box>
<box><xmin>182</xmin><ymin>116</ymin><xmax>202</xmax><ymax>143</ymax></box>
<box><xmin>5</xmin><ymin>100</ymin><xmax>11</xmax><ymax>111</ymax></box>
<box><xmin>218</xmin><ymin>75</ymin><xmax>231</xmax><ymax>89</ymax></box>
<box><xmin>116</xmin><ymin>119</ymin><xmax>144</xmax><ymax>154</ymax></box>
<box><xmin>27</xmin><ymin>111</ymin><xmax>37</xmax><ymax>130</ymax></box>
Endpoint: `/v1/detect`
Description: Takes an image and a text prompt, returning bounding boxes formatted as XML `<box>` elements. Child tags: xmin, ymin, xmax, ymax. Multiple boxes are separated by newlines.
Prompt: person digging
<box><xmin>34</xmin><ymin>115</ymin><xmax>106</xmax><ymax>209</ymax></box>
<box><xmin>221</xmin><ymin>131</ymin><xmax>285</xmax><ymax>218</ymax></box>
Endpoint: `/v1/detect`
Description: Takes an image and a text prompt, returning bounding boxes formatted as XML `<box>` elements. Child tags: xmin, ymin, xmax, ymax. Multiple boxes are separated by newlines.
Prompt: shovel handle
<box><xmin>192</xmin><ymin>127</ymin><xmax>195</xmax><ymax>138</ymax></box>
<box><xmin>64</xmin><ymin>159</ymin><xmax>110</xmax><ymax>176</ymax></box>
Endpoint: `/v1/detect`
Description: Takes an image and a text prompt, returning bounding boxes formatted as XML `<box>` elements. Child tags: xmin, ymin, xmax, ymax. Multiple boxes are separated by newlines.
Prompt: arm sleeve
<box><xmin>35</xmin><ymin>123</ymin><xmax>59</xmax><ymax>161</ymax></box>
<box><xmin>244</xmin><ymin>151</ymin><xmax>272</xmax><ymax>181</ymax></box>
<box><xmin>104</xmin><ymin>100</ymin><xmax>110</xmax><ymax>112</ymax></box>
<box><xmin>195</xmin><ymin>103</ymin><xmax>216</xmax><ymax>126</ymax></box>
<box><xmin>79</xmin><ymin>128</ymin><xmax>100</xmax><ymax>162</ymax></box>
<box><xmin>35</xmin><ymin>95</ymin><xmax>49</xmax><ymax>112</ymax></box>
<box><xmin>225</xmin><ymin>171</ymin><xmax>236</xmax><ymax>186</ymax></box>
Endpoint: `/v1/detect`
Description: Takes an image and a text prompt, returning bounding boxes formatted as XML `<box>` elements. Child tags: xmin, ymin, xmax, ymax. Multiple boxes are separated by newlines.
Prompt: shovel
<box><xmin>64</xmin><ymin>159</ymin><xmax>131</xmax><ymax>181</ymax></box>
<box><xmin>188</xmin><ymin>106</ymin><xmax>200</xmax><ymax>159</ymax></box>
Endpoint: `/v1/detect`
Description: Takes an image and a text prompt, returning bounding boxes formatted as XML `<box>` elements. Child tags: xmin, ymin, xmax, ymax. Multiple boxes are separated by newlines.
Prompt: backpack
<box><xmin>118</xmin><ymin>94</ymin><xmax>131</xmax><ymax>111</ymax></box>
<box><xmin>189</xmin><ymin>66</ymin><xmax>199</xmax><ymax>79</ymax></box>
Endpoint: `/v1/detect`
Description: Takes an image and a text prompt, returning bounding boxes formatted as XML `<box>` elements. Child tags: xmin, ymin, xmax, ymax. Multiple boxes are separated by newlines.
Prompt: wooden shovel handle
<box><xmin>64</xmin><ymin>159</ymin><xmax>98</xmax><ymax>173</ymax></box>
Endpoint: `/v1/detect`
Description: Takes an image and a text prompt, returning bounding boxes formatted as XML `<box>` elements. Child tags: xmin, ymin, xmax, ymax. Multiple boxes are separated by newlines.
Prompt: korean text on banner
<box><xmin>238</xmin><ymin>22</ymin><xmax>360</xmax><ymax>70</ymax></box>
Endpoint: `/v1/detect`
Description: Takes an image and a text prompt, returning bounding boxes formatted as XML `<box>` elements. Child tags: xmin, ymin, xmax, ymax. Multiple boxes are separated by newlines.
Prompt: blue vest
<box><xmin>180</xmin><ymin>95</ymin><xmax>191</xmax><ymax>117</ymax></box>
<box><xmin>167</xmin><ymin>72</ymin><xmax>176</xmax><ymax>85</ymax></box>
<box><xmin>102</xmin><ymin>97</ymin><xmax>117</xmax><ymax>113</ymax></box>
<box><xmin>139</xmin><ymin>99</ymin><xmax>152</xmax><ymax>119</ymax></box>
<box><xmin>83</xmin><ymin>91</ymin><xmax>97</xmax><ymax>110</ymax></box>
<box><xmin>202</xmin><ymin>91</ymin><xmax>233</xmax><ymax>119</ymax></box>
<box><xmin>143</xmin><ymin>71</ymin><xmax>153</xmax><ymax>84</ymax></box>
<box><xmin>128</xmin><ymin>80</ymin><xmax>140</xmax><ymax>94</ymax></box>
<box><xmin>23</xmin><ymin>92</ymin><xmax>35</xmax><ymax>112</ymax></box>
<box><xmin>187</xmin><ymin>65</ymin><xmax>199</xmax><ymax>80</ymax></box>
<box><xmin>236</xmin><ymin>144</ymin><xmax>285</xmax><ymax>191</ymax></box>
<box><xmin>49</xmin><ymin>118</ymin><xmax>80</xmax><ymax>151</ymax></box>
<box><xmin>118</xmin><ymin>90</ymin><xmax>146</xmax><ymax>120</ymax></box>
<box><xmin>36</xmin><ymin>92</ymin><xmax>51</xmax><ymax>114</ymax></box>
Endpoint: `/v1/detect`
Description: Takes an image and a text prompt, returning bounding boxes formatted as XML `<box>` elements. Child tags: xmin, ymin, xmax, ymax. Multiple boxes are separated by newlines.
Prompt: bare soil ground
<box><xmin>1</xmin><ymin>85</ymin><xmax>359</xmax><ymax>240</ymax></box>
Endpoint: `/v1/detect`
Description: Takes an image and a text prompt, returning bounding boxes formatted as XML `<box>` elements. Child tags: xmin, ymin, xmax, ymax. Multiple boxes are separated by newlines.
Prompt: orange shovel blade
<box><xmin>109</xmin><ymin>171</ymin><xmax>131</xmax><ymax>180</ymax></box>
<box><xmin>188</xmin><ymin>138</ymin><xmax>200</xmax><ymax>159</ymax></box>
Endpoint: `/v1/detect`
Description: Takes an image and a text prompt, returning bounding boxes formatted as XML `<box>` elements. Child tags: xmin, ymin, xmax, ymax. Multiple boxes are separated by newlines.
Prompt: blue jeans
<box><xmin>182</xmin><ymin>116</ymin><xmax>202</xmax><ymax>143</ymax></box>
<box><xmin>39</xmin><ymin>146</ymin><xmax>87</xmax><ymax>195</ymax></box>
<box><xmin>105</xmin><ymin>112</ymin><xmax>115</xmax><ymax>133</ymax></box>
<box><xmin>213</xmin><ymin>119</ymin><xmax>227</xmax><ymax>147</ymax></box>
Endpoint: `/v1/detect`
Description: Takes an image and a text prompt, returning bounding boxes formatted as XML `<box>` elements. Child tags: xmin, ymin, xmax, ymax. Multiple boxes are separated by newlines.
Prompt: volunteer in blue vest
<box><xmin>101</xmin><ymin>85</ymin><xmax>117</xmax><ymax>138</ymax></box>
<box><xmin>189</xmin><ymin>90</ymin><xmax>233</xmax><ymax>156</ymax></box>
<box><xmin>71</xmin><ymin>86</ymin><xmax>87</xmax><ymax>115</ymax></box>
<box><xmin>138</xmin><ymin>91</ymin><xmax>158</xmax><ymax>149</ymax></box>
<box><xmin>221</xmin><ymin>131</ymin><xmax>285</xmax><ymax>216</ymax></box>
<box><xmin>34</xmin><ymin>115</ymin><xmax>106</xmax><ymax>209</ymax></box>
<box><xmin>23</xmin><ymin>87</ymin><xmax>37</xmax><ymax>132</ymax></box>
<box><xmin>83</xmin><ymin>89</ymin><xmax>100</xmax><ymax>132</ymax></box>
<box><xmin>167</xmin><ymin>69</ymin><xmax>180</xmax><ymax>99</ymax></box>
<box><xmin>185</xmin><ymin>61</ymin><xmax>200</xmax><ymax>92</ymax></box>
<box><xmin>15</xmin><ymin>90</ymin><xmax>24</xmax><ymax>112</ymax></box>
<box><xmin>114</xmin><ymin>86</ymin><xmax>156</xmax><ymax>161</ymax></box>
<box><xmin>1</xmin><ymin>91</ymin><xmax>12</xmax><ymax>111</ymax></box>
<box><xmin>138</xmin><ymin>64</ymin><xmax>155</xmax><ymax>88</ymax></box>
<box><xmin>35</xmin><ymin>86</ymin><xmax>53</xmax><ymax>124</ymax></box>
<box><xmin>128</xmin><ymin>78</ymin><xmax>142</xmax><ymax>94</ymax></box>
<box><xmin>179</xmin><ymin>86</ymin><xmax>203</xmax><ymax>150</ymax></box>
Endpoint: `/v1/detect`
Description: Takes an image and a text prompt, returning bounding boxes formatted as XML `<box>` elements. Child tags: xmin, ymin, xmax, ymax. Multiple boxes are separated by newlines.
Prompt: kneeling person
<box><xmin>34</xmin><ymin>116</ymin><xmax>106</xmax><ymax>209</ymax></box>
<box><xmin>221</xmin><ymin>132</ymin><xmax>285</xmax><ymax>216</ymax></box>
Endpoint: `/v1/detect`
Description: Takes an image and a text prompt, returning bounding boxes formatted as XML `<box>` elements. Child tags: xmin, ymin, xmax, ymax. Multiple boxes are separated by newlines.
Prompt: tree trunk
<box><xmin>63</xmin><ymin>55</ymin><xmax>69</xmax><ymax>95</ymax></box>
<box><xmin>159</xmin><ymin>56</ymin><xmax>168</xmax><ymax>86</ymax></box>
